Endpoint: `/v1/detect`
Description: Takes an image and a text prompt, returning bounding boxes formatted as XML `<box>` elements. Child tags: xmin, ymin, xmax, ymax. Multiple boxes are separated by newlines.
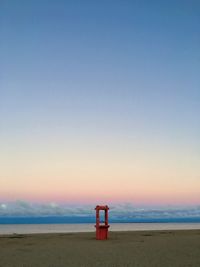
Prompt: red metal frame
<box><xmin>95</xmin><ymin>205</ymin><xmax>110</xmax><ymax>240</ymax></box>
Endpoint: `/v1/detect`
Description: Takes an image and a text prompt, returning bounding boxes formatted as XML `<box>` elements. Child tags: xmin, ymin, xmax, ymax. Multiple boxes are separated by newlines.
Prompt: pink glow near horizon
<box><xmin>1</xmin><ymin>136</ymin><xmax>199</xmax><ymax>207</ymax></box>
<box><xmin>1</xmin><ymin>189</ymin><xmax>199</xmax><ymax>206</ymax></box>
<box><xmin>1</xmin><ymin>170</ymin><xmax>199</xmax><ymax>205</ymax></box>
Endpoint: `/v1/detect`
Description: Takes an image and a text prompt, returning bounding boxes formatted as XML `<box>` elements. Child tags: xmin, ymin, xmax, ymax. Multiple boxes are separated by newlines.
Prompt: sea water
<box><xmin>0</xmin><ymin>223</ymin><xmax>200</xmax><ymax>235</ymax></box>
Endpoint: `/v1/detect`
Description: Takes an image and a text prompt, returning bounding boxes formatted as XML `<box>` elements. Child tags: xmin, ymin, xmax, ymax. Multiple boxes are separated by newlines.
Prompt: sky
<box><xmin>0</xmin><ymin>0</ymin><xmax>200</xmax><ymax>210</ymax></box>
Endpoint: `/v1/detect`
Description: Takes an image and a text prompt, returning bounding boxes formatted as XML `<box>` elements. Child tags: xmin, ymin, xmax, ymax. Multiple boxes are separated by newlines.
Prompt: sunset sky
<box><xmin>0</xmin><ymin>0</ymin><xmax>200</xmax><ymax>207</ymax></box>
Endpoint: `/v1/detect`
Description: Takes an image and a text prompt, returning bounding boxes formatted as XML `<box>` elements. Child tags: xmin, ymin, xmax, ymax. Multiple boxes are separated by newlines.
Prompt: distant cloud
<box><xmin>0</xmin><ymin>201</ymin><xmax>200</xmax><ymax>220</ymax></box>
<box><xmin>109</xmin><ymin>203</ymin><xmax>200</xmax><ymax>220</ymax></box>
<box><xmin>0</xmin><ymin>204</ymin><xmax>7</xmax><ymax>210</ymax></box>
<box><xmin>0</xmin><ymin>201</ymin><xmax>93</xmax><ymax>217</ymax></box>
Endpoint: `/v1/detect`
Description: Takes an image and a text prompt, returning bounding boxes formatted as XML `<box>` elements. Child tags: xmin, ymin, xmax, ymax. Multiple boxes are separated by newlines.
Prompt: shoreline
<box><xmin>1</xmin><ymin>222</ymin><xmax>200</xmax><ymax>235</ymax></box>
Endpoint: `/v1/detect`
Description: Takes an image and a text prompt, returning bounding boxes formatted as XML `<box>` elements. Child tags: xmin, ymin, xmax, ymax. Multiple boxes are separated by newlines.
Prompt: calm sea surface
<box><xmin>0</xmin><ymin>223</ymin><xmax>200</xmax><ymax>235</ymax></box>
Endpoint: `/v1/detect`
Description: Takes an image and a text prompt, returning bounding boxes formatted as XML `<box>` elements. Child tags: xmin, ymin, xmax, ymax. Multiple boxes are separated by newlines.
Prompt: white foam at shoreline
<box><xmin>0</xmin><ymin>223</ymin><xmax>200</xmax><ymax>235</ymax></box>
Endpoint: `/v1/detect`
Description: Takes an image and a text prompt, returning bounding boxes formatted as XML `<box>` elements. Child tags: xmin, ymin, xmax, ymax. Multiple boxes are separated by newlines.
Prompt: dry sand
<box><xmin>0</xmin><ymin>230</ymin><xmax>200</xmax><ymax>267</ymax></box>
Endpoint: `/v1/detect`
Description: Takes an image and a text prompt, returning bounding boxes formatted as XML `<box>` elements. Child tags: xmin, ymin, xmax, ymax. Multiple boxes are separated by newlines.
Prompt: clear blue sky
<box><xmin>0</xmin><ymin>1</ymin><xmax>200</xmax><ymax>205</ymax></box>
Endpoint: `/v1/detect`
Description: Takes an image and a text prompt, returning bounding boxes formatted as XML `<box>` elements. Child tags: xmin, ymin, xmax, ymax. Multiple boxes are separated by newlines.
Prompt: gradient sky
<box><xmin>0</xmin><ymin>0</ymin><xmax>200</xmax><ymax>206</ymax></box>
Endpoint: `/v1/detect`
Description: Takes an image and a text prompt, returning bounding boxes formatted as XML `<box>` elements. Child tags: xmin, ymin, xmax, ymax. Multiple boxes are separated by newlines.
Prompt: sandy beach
<box><xmin>0</xmin><ymin>230</ymin><xmax>200</xmax><ymax>267</ymax></box>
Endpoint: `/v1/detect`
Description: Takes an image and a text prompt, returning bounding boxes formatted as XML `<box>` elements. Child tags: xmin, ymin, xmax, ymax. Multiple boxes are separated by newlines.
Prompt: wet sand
<box><xmin>0</xmin><ymin>230</ymin><xmax>200</xmax><ymax>267</ymax></box>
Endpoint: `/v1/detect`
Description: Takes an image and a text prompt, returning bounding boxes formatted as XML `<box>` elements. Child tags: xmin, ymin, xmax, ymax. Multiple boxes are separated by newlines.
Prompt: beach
<box><xmin>0</xmin><ymin>230</ymin><xmax>200</xmax><ymax>267</ymax></box>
